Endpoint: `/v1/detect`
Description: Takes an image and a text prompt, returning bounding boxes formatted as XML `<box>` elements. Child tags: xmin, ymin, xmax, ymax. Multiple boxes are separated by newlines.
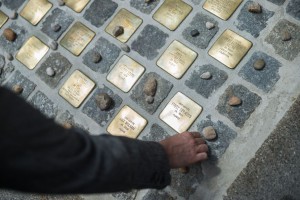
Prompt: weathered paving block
<box><xmin>239</xmin><ymin>51</ymin><xmax>281</xmax><ymax>93</ymax></box>
<box><xmin>41</xmin><ymin>8</ymin><xmax>74</xmax><ymax>41</ymax></box>
<box><xmin>267</xmin><ymin>0</ymin><xmax>286</xmax><ymax>5</ymax></box>
<box><xmin>56</xmin><ymin>111</ymin><xmax>88</xmax><ymax>131</ymax></box>
<box><xmin>185</xmin><ymin>64</ymin><xmax>228</xmax><ymax>98</ymax></box>
<box><xmin>0</xmin><ymin>62</ymin><xmax>14</xmax><ymax>85</ymax></box>
<box><xmin>182</xmin><ymin>13</ymin><xmax>219</xmax><ymax>49</ymax></box>
<box><xmin>130</xmin><ymin>72</ymin><xmax>173</xmax><ymax>114</ymax></box>
<box><xmin>190</xmin><ymin>0</ymin><xmax>203</xmax><ymax>5</ymax></box>
<box><xmin>30</xmin><ymin>91</ymin><xmax>58</xmax><ymax>118</ymax></box>
<box><xmin>142</xmin><ymin>123</ymin><xmax>170</xmax><ymax>141</ymax></box>
<box><xmin>265</xmin><ymin>19</ymin><xmax>300</xmax><ymax>61</ymax></box>
<box><xmin>131</xmin><ymin>25</ymin><xmax>169</xmax><ymax>60</ymax></box>
<box><xmin>286</xmin><ymin>0</ymin><xmax>300</xmax><ymax>21</ymax></box>
<box><xmin>216</xmin><ymin>85</ymin><xmax>261</xmax><ymax>128</ymax></box>
<box><xmin>143</xmin><ymin>190</ymin><xmax>176</xmax><ymax>200</ymax></box>
<box><xmin>112</xmin><ymin>190</ymin><xmax>137</xmax><ymax>200</ymax></box>
<box><xmin>235</xmin><ymin>1</ymin><xmax>274</xmax><ymax>38</ymax></box>
<box><xmin>36</xmin><ymin>52</ymin><xmax>72</xmax><ymax>89</ymax></box>
<box><xmin>130</xmin><ymin>0</ymin><xmax>160</xmax><ymax>14</ymax></box>
<box><xmin>83</xmin><ymin>37</ymin><xmax>121</xmax><ymax>73</ymax></box>
<box><xmin>82</xmin><ymin>85</ymin><xmax>122</xmax><ymax>127</ymax></box>
<box><xmin>83</xmin><ymin>0</ymin><xmax>118</xmax><ymax>28</ymax></box>
<box><xmin>2</xmin><ymin>0</ymin><xmax>25</xmax><ymax>10</ymax></box>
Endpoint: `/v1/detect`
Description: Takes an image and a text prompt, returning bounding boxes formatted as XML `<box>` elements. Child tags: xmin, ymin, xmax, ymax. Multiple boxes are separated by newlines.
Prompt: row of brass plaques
<box><xmin>20</xmin><ymin>0</ymin><xmax>52</xmax><ymax>25</ymax></box>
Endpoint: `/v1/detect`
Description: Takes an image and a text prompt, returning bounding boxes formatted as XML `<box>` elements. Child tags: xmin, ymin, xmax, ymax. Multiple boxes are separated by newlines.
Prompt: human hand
<box><xmin>159</xmin><ymin>132</ymin><xmax>208</xmax><ymax>168</ymax></box>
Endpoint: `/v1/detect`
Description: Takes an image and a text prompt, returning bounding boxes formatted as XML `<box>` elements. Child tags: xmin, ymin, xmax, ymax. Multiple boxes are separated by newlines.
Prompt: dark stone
<box><xmin>239</xmin><ymin>51</ymin><xmax>281</xmax><ymax>92</ymax></box>
<box><xmin>112</xmin><ymin>26</ymin><xmax>124</xmax><ymax>37</ymax></box>
<box><xmin>0</xmin><ymin>62</ymin><xmax>14</xmax><ymax>85</ymax></box>
<box><xmin>2</xmin><ymin>0</ymin><xmax>25</xmax><ymax>10</ymax></box>
<box><xmin>286</xmin><ymin>0</ymin><xmax>300</xmax><ymax>21</ymax></box>
<box><xmin>91</xmin><ymin>52</ymin><xmax>102</xmax><ymax>63</ymax></box>
<box><xmin>95</xmin><ymin>93</ymin><xmax>113</xmax><ymax>111</ymax></box>
<box><xmin>36</xmin><ymin>52</ymin><xmax>72</xmax><ymax>89</ymax></box>
<box><xmin>190</xmin><ymin>29</ymin><xmax>200</xmax><ymax>37</ymax></box>
<box><xmin>216</xmin><ymin>85</ymin><xmax>261</xmax><ymax>128</ymax></box>
<box><xmin>131</xmin><ymin>25</ymin><xmax>169</xmax><ymax>60</ymax></box>
<box><xmin>130</xmin><ymin>0</ymin><xmax>160</xmax><ymax>14</ymax></box>
<box><xmin>182</xmin><ymin>13</ymin><xmax>219</xmax><ymax>49</ymax></box>
<box><xmin>120</xmin><ymin>43</ymin><xmax>130</xmax><ymax>52</ymax></box>
<box><xmin>267</xmin><ymin>0</ymin><xmax>286</xmax><ymax>5</ymax></box>
<box><xmin>83</xmin><ymin>0</ymin><xmax>118</xmax><ymax>28</ymax></box>
<box><xmin>30</xmin><ymin>91</ymin><xmax>58</xmax><ymax>118</ymax></box>
<box><xmin>185</xmin><ymin>64</ymin><xmax>228</xmax><ymax>98</ymax></box>
<box><xmin>130</xmin><ymin>72</ymin><xmax>173</xmax><ymax>114</ymax></box>
<box><xmin>143</xmin><ymin>190</ymin><xmax>175</xmax><ymax>200</ymax></box>
<box><xmin>142</xmin><ymin>123</ymin><xmax>170</xmax><ymax>141</ymax></box>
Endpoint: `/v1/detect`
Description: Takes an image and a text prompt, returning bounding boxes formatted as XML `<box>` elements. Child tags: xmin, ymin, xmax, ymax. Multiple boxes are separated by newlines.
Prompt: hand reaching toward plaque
<box><xmin>159</xmin><ymin>132</ymin><xmax>208</xmax><ymax>168</ymax></box>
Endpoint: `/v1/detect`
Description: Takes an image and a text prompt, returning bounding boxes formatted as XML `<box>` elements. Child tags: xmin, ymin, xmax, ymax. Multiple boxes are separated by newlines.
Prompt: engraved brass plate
<box><xmin>107</xmin><ymin>105</ymin><xmax>147</xmax><ymax>139</ymax></box>
<box><xmin>153</xmin><ymin>0</ymin><xmax>192</xmax><ymax>31</ymax></box>
<box><xmin>105</xmin><ymin>8</ymin><xmax>143</xmax><ymax>43</ymax></box>
<box><xmin>20</xmin><ymin>0</ymin><xmax>52</xmax><ymax>25</ymax></box>
<box><xmin>60</xmin><ymin>22</ymin><xmax>95</xmax><ymax>56</ymax></box>
<box><xmin>107</xmin><ymin>55</ymin><xmax>145</xmax><ymax>93</ymax></box>
<box><xmin>208</xmin><ymin>29</ymin><xmax>252</xmax><ymax>69</ymax></box>
<box><xmin>64</xmin><ymin>0</ymin><xmax>90</xmax><ymax>13</ymax></box>
<box><xmin>59</xmin><ymin>70</ymin><xmax>95</xmax><ymax>108</ymax></box>
<box><xmin>160</xmin><ymin>92</ymin><xmax>202</xmax><ymax>133</ymax></box>
<box><xmin>203</xmin><ymin>0</ymin><xmax>243</xmax><ymax>20</ymax></box>
<box><xmin>157</xmin><ymin>40</ymin><xmax>197</xmax><ymax>79</ymax></box>
<box><xmin>16</xmin><ymin>36</ymin><xmax>49</xmax><ymax>70</ymax></box>
<box><xmin>0</xmin><ymin>11</ymin><xmax>8</xmax><ymax>28</ymax></box>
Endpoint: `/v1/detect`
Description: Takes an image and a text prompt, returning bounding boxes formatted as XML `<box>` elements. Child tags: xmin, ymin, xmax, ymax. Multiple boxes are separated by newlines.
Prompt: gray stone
<box><xmin>120</xmin><ymin>43</ymin><xmax>130</xmax><ymax>52</ymax></box>
<box><xmin>142</xmin><ymin>190</ymin><xmax>175</xmax><ymax>200</ymax></box>
<box><xmin>2</xmin><ymin>0</ymin><xmax>24</xmax><ymax>10</ymax></box>
<box><xmin>281</xmin><ymin>30</ymin><xmax>292</xmax><ymax>41</ymax></box>
<box><xmin>265</xmin><ymin>19</ymin><xmax>300</xmax><ymax>61</ymax></box>
<box><xmin>83</xmin><ymin>0</ymin><xmax>118</xmax><ymax>28</ymax></box>
<box><xmin>206</xmin><ymin>21</ymin><xmax>215</xmax><ymax>30</ymax></box>
<box><xmin>95</xmin><ymin>93</ymin><xmax>113</xmax><ymax>111</ymax></box>
<box><xmin>143</xmin><ymin>77</ymin><xmax>157</xmax><ymax>96</ymax></box>
<box><xmin>36</xmin><ymin>52</ymin><xmax>72</xmax><ymax>89</ymax></box>
<box><xmin>190</xmin><ymin>29</ymin><xmax>200</xmax><ymax>37</ymax></box>
<box><xmin>239</xmin><ymin>51</ymin><xmax>282</xmax><ymax>92</ymax></box>
<box><xmin>234</xmin><ymin>1</ymin><xmax>274</xmax><ymax>38</ymax></box>
<box><xmin>216</xmin><ymin>85</ymin><xmax>261</xmax><ymax>128</ymax></box>
<box><xmin>49</xmin><ymin>41</ymin><xmax>58</xmax><ymax>50</ymax></box>
<box><xmin>247</xmin><ymin>2</ymin><xmax>262</xmax><ymax>13</ymax></box>
<box><xmin>267</xmin><ymin>0</ymin><xmax>286</xmax><ymax>5</ymax></box>
<box><xmin>6</xmin><ymin>53</ymin><xmax>13</xmax><ymax>61</ymax></box>
<box><xmin>56</xmin><ymin>111</ymin><xmax>87</xmax><ymax>131</ymax></box>
<box><xmin>0</xmin><ymin>55</ymin><xmax>5</xmax><ymax>68</ymax></box>
<box><xmin>130</xmin><ymin>0</ymin><xmax>160</xmax><ymax>14</ymax></box>
<box><xmin>190</xmin><ymin>0</ymin><xmax>203</xmax><ymax>5</ymax></box>
<box><xmin>130</xmin><ymin>72</ymin><xmax>173</xmax><ymax>114</ymax></box>
<box><xmin>57</xmin><ymin>0</ymin><xmax>65</xmax><ymax>6</ymax></box>
<box><xmin>82</xmin><ymin>85</ymin><xmax>122</xmax><ymax>127</ymax></box>
<box><xmin>286</xmin><ymin>0</ymin><xmax>300</xmax><ymax>21</ymax></box>
<box><xmin>200</xmin><ymin>71</ymin><xmax>212</xmax><ymax>80</ymax></box>
<box><xmin>112</xmin><ymin>190</ymin><xmax>138</xmax><ymax>200</ymax></box>
<box><xmin>112</xmin><ymin>26</ymin><xmax>124</xmax><ymax>37</ymax></box>
<box><xmin>41</xmin><ymin>8</ymin><xmax>74</xmax><ymax>41</ymax></box>
<box><xmin>0</xmin><ymin>62</ymin><xmax>14</xmax><ymax>85</ymax></box>
<box><xmin>51</xmin><ymin>23</ymin><xmax>61</xmax><ymax>32</ymax></box>
<box><xmin>185</xmin><ymin>64</ymin><xmax>228</xmax><ymax>98</ymax></box>
<box><xmin>83</xmin><ymin>37</ymin><xmax>120</xmax><ymax>73</ymax></box>
<box><xmin>91</xmin><ymin>52</ymin><xmax>102</xmax><ymax>63</ymax></box>
<box><xmin>46</xmin><ymin>67</ymin><xmax>55</xmax><ymax>77</ymax></box>
<box><xmin>9</xmin><ymin>11</ymin><xmax>18</xmax><ymax>20</ymax></box>
<box><xmin>30</xmin><ymin>91</ymin><xmax>58</xmax><ymax>119</ymax></box>
<box><xmin>142</xmin><ymin>124</ymin><xmax>170</xmax><ymax>141</ymax></box>
<box><xmin>145</xmin><ymin>96</ymin><xmax>154</xmax><ymax>104</ymax></box>
<box><xmin>132</xmin><ymin>25</ymin><xmax>169</xmax><ymax>60</ymax></box>
<box><xmin>183</xmin><ymin>13</ymin><xmax>219</xmax><ymax>49</ymax></box>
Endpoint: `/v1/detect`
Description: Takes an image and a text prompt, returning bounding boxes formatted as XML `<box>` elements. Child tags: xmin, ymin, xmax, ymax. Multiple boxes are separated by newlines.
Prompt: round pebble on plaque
<box><xmin>51</xmin><ymin>23</ymin><xmax>61</xmax><ymax>32</ymax></box>
<box><xmin>113</xmin><ymin>26</ymin><xmax>124</xmax><ymax>37</ymax></box>
<box><xmin>200</xmin><ymin>71</ymin><xmax>212</xmax><ymax>80</ymax></box>
<box><xmin>190</xmin><ymin>29</ymin><xmax>200</xmax><ymax>37</ymax></box>
<box><xmin>96</xmin><ymin>93</ymin><xmax>113</xmax><ymax>111</ymax></box>
<box><xmin>46</xmin><ymin>67</ymin><xmax>55</xmax><ymax>77</ymax></box>
<box><xmin>253</xmin><ymin>59</ymin><xmax>265</xmax><ymax>70</ymax></box>
<box><xmin>12</xmin><ymin>85</ymin><xmax>23</xmax><ymax>95</ymax></box>
<box><xmin>3</xmin><ymin>28</ymin><xmax>17</xmax><ymax>42</ymax></box>
<box><xmin>120</xmin><ymin>43</ymin><xmax>130</xmax><ymax>52</ymax></box>
<box><xmin>92</xmin><ymin>52</ymin><xmax>102</xmax><ymax>63</ymax></box>
<box><xmin>228</xmin><ymin>96</ymin><xmax>242</xmax><ymax>106</ymax></box>
<box><xmin>248</xmin><ymin>2</ymin><xmax>262</xmax><ymax>13</ymax></box>
<box><xmin>206</xmin><ymin>22</ymin><xmax>215</xmax><ymax>30</ymax></box>
<box><xmin>9</xmin><ymin>11</ymin><xmax>18</xmax><ymax>20</ymax></box>
<box><xmin>281</xmin><ymin>31</ymin><xmax>291</xmax><ymax>41</ymax></box>
<box><xmin>203</xmin><ymin>126</ymin><xmax>217</xmax><ymax>140</ymax></box>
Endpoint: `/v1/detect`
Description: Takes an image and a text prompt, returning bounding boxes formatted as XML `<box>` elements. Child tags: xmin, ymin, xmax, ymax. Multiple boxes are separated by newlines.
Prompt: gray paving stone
<box><xmin>265</xmin><ymin>19</ymin><xmax>300</xmax><ymax>61</ymax></box>
<box><xmin>0</xmin><ymin>22</ymin><xmax>28</xmax><ymax>54</ymax></box>
<box><xmin>82</xmin><ymin>85</ymin><xmax>123</xmax><ymax>127</ymax></box>
<box><xmin>190</xmin><ymin>0</ymin><xmax>203</xmax><ymax>5</ymax></box>
<box><xmin>142</xmin><ymin>190</ymin><xmax>175</xmax><ymax>200</ymax></box>
<box><xmin>0</xmin><ymin>62</ymin><xmax>15</xmax><ymax>85</ymax></box>
<box><xmin>112</xmin><ymin>190</ymin><xmax>137</xmax><ymax>200</ymax></box>
<box><xmin>239</xmin><ymin>51</ymin><xmax>281</xmax><ymax>93</ymax></box>
<box><xmin>267</xmin><ymin>0</ymin><xmax>286</xmax><ymax>5</ymax></box>
<box><xmin>83</xmin><ymin>37</ymin><xmax>121</xmax><ymax>73</ymax></box>
<box><xmin>216</xmin><ymin>85</ymin><xmax>261</xmax><ymax>128</ymax></box>
<box><xmin>41</xmin><ymin>8</ymin><xmax>74</xmax><ymax>41</ymax></box>
<box><xmin>185</xmin><ymin>64</ymin><xmax>228</xmax><ymax>98</ymax></box>
<box><xmin>286</xmin><ymin>0</ymin><xmax>300</xmax><ymax>21</ymax></box>
<box><xmin>56</xmin><ymin>110</ymin><xmax>88</xmax><ymax>131</ymax></box>
<box><xmin>30</xmin><ymin>91</ymin><xmax>58</xmax><ymax>118</ymax></box>
<box><xmin>130</xmin><ymin>0</ymin><xmax>160</xmax><ymax>14</ymax></box>
<box><xmin>4</xmin><ymin>70</ymin><xmax>36</xmax><ymax>99</ymax></box>
<box><xmin>130</xmin><ymin>72</ymin><xmax>173</xmax><ymax>114</ymax></box>
<box><xmin>2</xmin><ymin>0</ymin><xmax>25</xmax><ymax>10</ymax></box>
<box><xmin>131</xmin><ymin>25</ymin><xmax>169</xmax><ymax>60</ymax></box>
<box><xmin>182</xmin><ymin>13</ymin><xmax>219</xmax><ymax>49</ymax></box>
<box><xmin>36</xmin><ymin>52</ymin><xmax>72</xmax><ymax>89</ymax></box>
<box><xmin>142</xmin><ymin>123</ymin><xmax>170</xmax><ymax>141</ymax></box>
<box><xmin>83</xmin><ymin>0</ymin><xmax>118</xmax><ymax>28</ymax></box>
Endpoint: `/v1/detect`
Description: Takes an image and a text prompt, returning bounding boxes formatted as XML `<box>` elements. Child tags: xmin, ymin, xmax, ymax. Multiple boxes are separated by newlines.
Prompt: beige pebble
<box><xmin>228</xmin><ymin>96</ymin><xmax>242</xmax><ymax>106</ymax></box>
<box><xmin>248</xmin><ymin>2</ymin><xmax>262</xmax><ymax>13</ymax></box>
<box><xmin>281</xmin><ymin>31</ymin><xmax>291</xmax><ymax>41</ymax></box>
<box><xmin>143</xmin><ymin>77</ymin><xmax>157</xmax><ymax>97</ymax></box>
<box><xmin>253</xmin><ymin>59</ymin><xmax>265</xmax><ymax>70</ymax></box>
<box><xmin>63</xmin><ymin>122</ymin><xmax>72</xmax><ymax>129</ymax></box>
<box><xmin>179</xmin><ymin>167</ymin><xmax>189</xmax><ymax>174</ymax></box>
<box><xmin>200</xmin><ymin>71</ymin><xmax>212</xmax><ymax>80</ymax></box>
<box><xmin>205</xmin><ymin>22</ymin><xmax>215</xmax><ymax>30</ymax></box>
<box><xmin>96</xmin><ymin>93</ymin><xmax>113</xmax><ymax>111</ymax></box>
<box><xmin>12</xmin><ymin>84</ymin><xmax>23</xmax><ymax>94</ymax></box>
<box><xmin>203</xmin><ymin>126</ymin><xmax>217</xmax><ymax>140</ymax></box>
<box><xmin>3</xmin><ymin>28</ymin><xmax>17</xmax><ymax>42</ymax></box>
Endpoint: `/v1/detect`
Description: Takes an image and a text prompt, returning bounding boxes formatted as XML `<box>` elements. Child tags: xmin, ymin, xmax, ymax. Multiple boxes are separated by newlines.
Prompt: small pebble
<box><xmin>6</xmin><ymin>53</ymin><xmax>13</xmax><ymax>61</ymax></box>
<box><xmin>179</xmin><ymin>167</ymin><xmax>189</xmax><ymax>174</ymax></box>
<box><xmin>200</xmin><ymin>71</ymin><xmax>212</xmax><ymax>80</ymax></box>
<box><xmin>46</xmin><ymin>67</ymin><xmax>55</xmax><ymax>77</ymax></box>
<box><xmin>281</xmin><ymin>31</ymin><xmax>291</xmax><ymax>41</ymax></box>
<box><xmin>51</xmin><ymin>23</ymin><xmax>61</xmax><ymax>32</ymax></box>
<box><xmin>190</xmin><ymin>29</ymin><xmax>199</xmax><ymax>37</ymax></box>
<box><xmin>145</xmin><ymin>96</ymin><xmax>154</xmax><ymax>104</ymax></box>
<box><xmin>57</xmin><ymin>0</ymin><xmax>65</xmax><ymax>6</ymax></box>
<box><xmin>12</xmin><ymin>85</ymin><xmax>23</xmax><ymax>94</ymax></box>
<box><xmin>248</xmin><ymin>2</ymin><xmax>262</xmax><ymax>13</ymax></box>
<box><xmin>96</xmin><ymin>93</ymin><xmax>113</xmax><ymax>111</ymax></box>
<box><xmin>228</xmin><ymin>96</ymin><xmax>242</xmax><ymax>106</ymax></box>
<box><xmin>143</xmin><ymin>77</ymin><xmax>157</xmax><ymax>97</ymax></box>
<box><xmin>113</xmin><ymin>26</ymin><xmax>124</xmax><ymax>37</ymax></box>
<box><xmin>206</xmin><ymin>22</ymin><xmax>215</xmax><ymax>30</ymax></box>
<box><xmin>3</xmin><ymin>28</ymin><xmax>17</xmax><ymax>42</ymax></box>
<box><xmin>203</xmin><ymin>126</ymin><xmax>217</xmax><ymax>140</ymax></box>
<box><xmin>253</xmin><ymin>59</ymin><xmax>265</xmax><ymax>70</ymax></box>
<box><xmin>49</xmin><ymin>41</ymin><xmax>58</xmax><ymax>50</ymax></box>
<box><xmin>92</xmin><ymin>52</ymin><xmax>102</xmax><ymax>63</ymax></box>
<box><xmin>9</xmin><ymin>11</ymin><xmax>18</xmax><ymax>20</ymax></box>
<box><xmin>120</xmin><ymin>43</ymin><xmax>130</xmax><ymax>52</ymax></box>
<box><xmin>62</xmin><ymin>122</ymin><xmax>72</xmax><ymax>129</ymax></box>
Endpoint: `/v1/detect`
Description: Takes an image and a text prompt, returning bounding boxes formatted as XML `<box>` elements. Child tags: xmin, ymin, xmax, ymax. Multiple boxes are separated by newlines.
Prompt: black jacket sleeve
<box><xmin>0</xmin><ymin>88</ymin><xmax>171</xmax><ymax>194</ymax></box>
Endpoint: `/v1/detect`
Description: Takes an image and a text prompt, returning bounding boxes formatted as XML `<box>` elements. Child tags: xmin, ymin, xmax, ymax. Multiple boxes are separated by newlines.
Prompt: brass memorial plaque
<box><xmin>107</xmin><ymin>55</ymin><xmax>145</xmax><ymax>93</ymax></box>
<box><xmin>203</xmin><ymin>0</ymin><xmax>243</xmax><ymax>20</ymax></box>
<box><xmin>0</xmin><ymin>11</ymin><xmax>8</xmax><ymax>28</ymax></box>
<box><xmin>105</xmin><ymin>8</ymin><xmax>143</xmax><ymax>43</ymax></box>
<box><xmin>20</xmin><ymin>0</ymin><xmax>52</xmax><ymax>25</ymax></box>
<box><xmin>153</xmin><ymin>0</ymin><xmax>192</xmax><ymax>31</ymax></box>
<box><xmin>59</xmin><ymin>70</ymin><xmax>95</xmax><ymax>108</ymax></box>
<box><xmin>160</xmin><ymin>92</ymin><xmax>202</xmax><ymax>133</ymax></box>
<box><xmin>16</xmin><ymin>36</ymin><xmax>49</xmax><ymax>70</ymax></box>
<box><xmin>64</xmin><ymin>0</ymin><xmax>90</xmax><ymax>13</ymax></box>
<box><xmin>208</xmin><ymin>29</ymin><xmax>252</xmax><ymax>69</ymax></box>
<box><xmin>60</xmin><ymin>22</ymin><xmax>95</xmax><ymax>56</ymax></box>
<box><xmin>107</xmin><ymin>105</ymin><xmax>147</xmax><ymax>139</ymax></box>
<box><xmin>157</xmin><ymin>40</ymin><xmax>197</xmax><ymax>79</ymax></box>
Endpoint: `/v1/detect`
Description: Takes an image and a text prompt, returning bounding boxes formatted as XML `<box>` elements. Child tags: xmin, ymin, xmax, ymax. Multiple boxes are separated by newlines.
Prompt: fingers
<box><xmin>196</xmin><ymin>144</ymin><xmax>208</xmax><ymax>153</ymax></box>
<box><xmin>196</xmin><ymin>152</ymin><xmax>208</xmax><ymax>161</ymax></box>
<box><xmin>195</xmin><ymin>138</ymin><xmax>206</xmax><ymax>145</ymax></box>
<box><xmin>189</xmin><ymin>132</ymin><xmax>201</xmax><ymax>138</ymax></box>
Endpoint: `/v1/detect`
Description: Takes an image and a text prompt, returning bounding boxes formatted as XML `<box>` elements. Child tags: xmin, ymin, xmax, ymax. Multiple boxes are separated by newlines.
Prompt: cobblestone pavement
<box><xmin>0</xmin><ymin>0</ymin><xmax>299</xmax><ymax>199</ymax></box>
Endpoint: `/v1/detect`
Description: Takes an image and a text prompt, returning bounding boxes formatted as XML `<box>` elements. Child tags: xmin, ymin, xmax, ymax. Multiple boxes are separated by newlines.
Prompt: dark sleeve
<box><xmin>0</xmin><ymin>87</ymin><xmax>171</xmax><ymax>194</ymax></box>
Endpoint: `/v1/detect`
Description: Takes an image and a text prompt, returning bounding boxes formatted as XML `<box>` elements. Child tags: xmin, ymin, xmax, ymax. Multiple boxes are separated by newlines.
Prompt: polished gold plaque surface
<box><xmin>107</xmin><ymin>55</ymin><xmax>145</xmax><ymax>92</ymax></box>
<box><xmin>20</xmin><ymin>0</ymin><xmax>52</xmax><ymax>25</ymax></box>
<box><xmin>60</xmin><ymin>22</ymin><xmax>95</xmax><ymax>56</ymax></box>
<box><xmin>208</xmin><ymin>29</ymin><xmax>252</xmax><ymax>69</ymax></box>
<box><xmin>0</xmin><ymin>11</ymin><xmax>8</xmax><ymax>28</ymax></box>
<box><xmin>64</xmin><ymin>0</ymin><xmax>90</xmax><ymax>13</ymax></box>
<box><xmin>105</xmin><ymin>8</ymin><xmax>142</xmax><ymax>43</ymax></box>
<box><xmin>203</xmin><ymin>0</ymin><xmax>242</xmax><ymax>20</ymax></box>
<box><xmin>157</xmin><ymin>40</ymin><xmax>197</xmax><ymax>79</ymax></box>
<box><xmin>153</xmin><ymin>0</ymin><xmax>192</xmax><ymax>31</ymax></box>
<box><xmin>107</xmin><ymin>105</ymin><xmax>147</xmax><ymax>139</ymax></box>
<box><xmin>59</xmin><ymin>70</ymin><xmax>95</xmax><ymax>108</ymax></box>
<box><xmin>16</xmin><ymin>36</ymin><xmax>49</xmax><ymax>70</ymax></box>
<box><xmin>160</xmin><ymin>92</ymin><xmax>202</xmax><ymax>133</ymax></box>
